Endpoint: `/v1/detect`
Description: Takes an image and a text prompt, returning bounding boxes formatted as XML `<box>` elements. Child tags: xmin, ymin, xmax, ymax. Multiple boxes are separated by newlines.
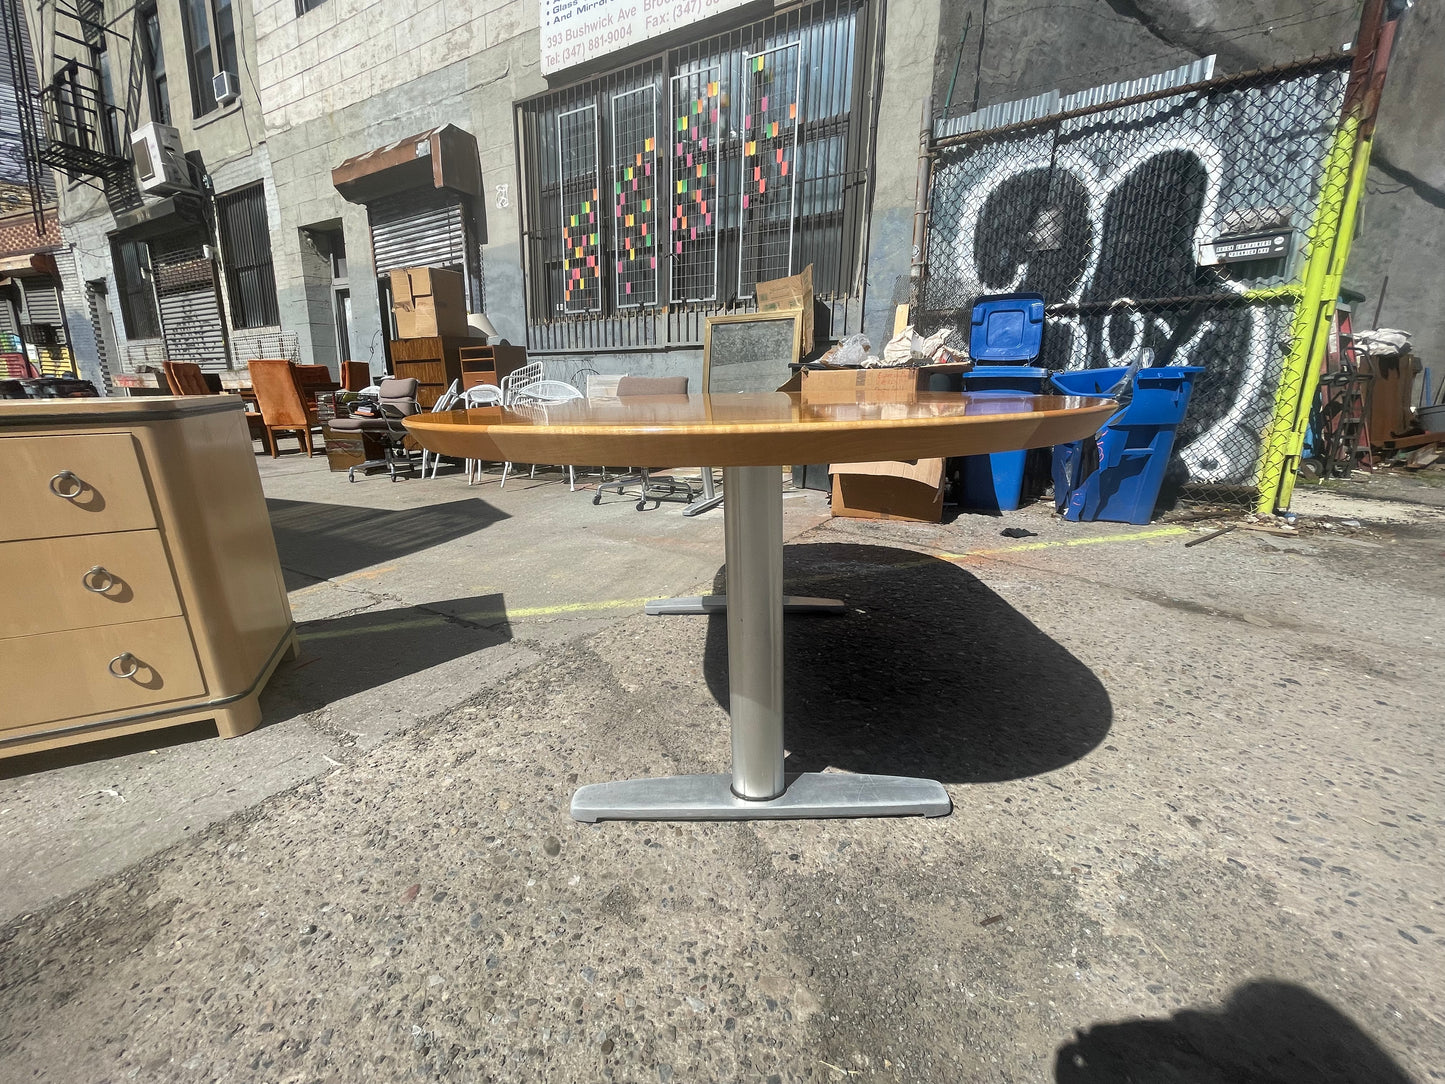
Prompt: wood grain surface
<box><xmin>404</xmin><ymin>391</ymin><xmax>1116</xmax><ymax>467</ymax></box>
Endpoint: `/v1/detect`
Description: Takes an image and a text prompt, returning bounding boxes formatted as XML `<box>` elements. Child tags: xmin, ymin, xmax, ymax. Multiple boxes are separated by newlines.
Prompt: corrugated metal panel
<box><xmin>151</xmin><ymin>240</ymin><xmax>228</xmax><ymax>370</ymax></box>
<box><xmin>159</xmin><ymin>288</ymin><xmax>228</xmax><ymax>370</ymax></box>
<box><xmin>21</xmin><ymin>277</ymin><xmax>62</xmax><ymax>325</ymax></box>
<box><xmin>933</xmin><ymin>56</ymin><xmax>1216</xmax><ymax>139</ymax></box>
<box><xmin>0</xmin><ymin>292</ymin><xmax>18</xmax><ymax>335</ymax></box>
<box><xmin>368</xmin><ymin>189</ymin><xmax>469</xmax><ymax>276</ymax></box>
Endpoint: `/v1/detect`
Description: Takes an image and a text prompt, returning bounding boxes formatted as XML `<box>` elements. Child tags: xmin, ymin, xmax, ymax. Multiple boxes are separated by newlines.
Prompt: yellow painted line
<box><xmin>936</xmin><ymin>525</ymin><xmax>1189</xmax><ymax>560</ymax></box>
<box><xmin>298</xmin><ymin>528</ymin><xmax>1189</xmax><ymax>642</ymax></box>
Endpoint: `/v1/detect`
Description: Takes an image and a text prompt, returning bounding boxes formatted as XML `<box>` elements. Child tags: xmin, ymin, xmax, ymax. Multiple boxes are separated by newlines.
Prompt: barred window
<box><xmin>517</xmin><ymin>0</ymin><xmax>870</xmax><ymax>332</ymax></box>
<box><xmin>216</xmin><ymin>183</ymin><xmax>280</xmax><ymax>329</ymax></box>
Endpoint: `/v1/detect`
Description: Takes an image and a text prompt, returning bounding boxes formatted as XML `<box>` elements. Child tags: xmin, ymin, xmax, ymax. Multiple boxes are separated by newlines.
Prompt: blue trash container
<box><xmin>958</xmin><ymin>293</ymin><xmax>1048</xmax><ymax>512</ymax></box>
<box><xmin>1051</xmin><ymin>366</ymin><xmax>1203</xmax><ymax>524</ymax></box>
<box><xmin>1048</xmin><ymin>366</ymin><xmax>1131</xmax><ymax>509</ymax></box>
<box><xmin>958</xmin><ymin>367</ymin><xmax>1049</xmax><ymax>511</ymax></box>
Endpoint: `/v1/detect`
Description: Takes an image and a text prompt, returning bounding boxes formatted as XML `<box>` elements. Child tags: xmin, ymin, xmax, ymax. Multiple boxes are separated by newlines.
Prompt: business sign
<box><xmin>1200</xmin><ymin>229</ymin><xmax>1293</xmax><ymax>266</ymax></box>
<box><xmin>542</xmin><ymin>0</ymin><xmax>752</xmax><ymax>76</ymax></box>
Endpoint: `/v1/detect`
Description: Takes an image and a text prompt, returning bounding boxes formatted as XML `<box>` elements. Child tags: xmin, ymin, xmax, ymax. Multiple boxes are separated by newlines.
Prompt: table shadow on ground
<box><xmin>701</xmin><ymin>542</ymin><xmax>1111</xmax><ymax>783</ymax></box>
<box><xmin>1055</xmin><ymin>980</ymin><xmax>1414</xmax><ymax>1083</ymax></box>
<box><xmin>259</xmin><ymin>595</ymin><xmax>513</xmax><ymax>720</ymax></box>
<box><xmin>267</xmin><ymin>498</ymin><xmax>508</xmax><ymax>589</ymax></box>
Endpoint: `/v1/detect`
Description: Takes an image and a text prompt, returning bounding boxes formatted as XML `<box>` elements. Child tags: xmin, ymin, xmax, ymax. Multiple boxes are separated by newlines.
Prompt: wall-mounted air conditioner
<box><xmin>213</xmin><ymin>70</ymin><xmax>240</xmax><ymax>106</ymax></box>
<box><xmin>131</xmin><ymin>122</ymin><xmax>192</xmax><ymax>195</ymax></box>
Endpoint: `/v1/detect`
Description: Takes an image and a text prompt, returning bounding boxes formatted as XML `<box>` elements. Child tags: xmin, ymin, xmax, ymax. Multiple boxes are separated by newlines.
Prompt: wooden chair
<box><xmin>342</xmin><ymin>361</ymin><xmax>371</xmax><ymax>393</ymax></box>
<box><xmin>162</xmin><ymin>360</ymin><xmax>212</xmax><ymax>396</ymax></box>
<box><xmin>248</xmin><ymin>358</ymin><xmax>321</xmax><ymax>457</ymax></box>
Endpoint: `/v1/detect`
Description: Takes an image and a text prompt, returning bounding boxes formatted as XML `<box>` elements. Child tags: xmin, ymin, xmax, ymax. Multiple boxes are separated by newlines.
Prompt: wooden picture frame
<box><xmin>701</xmin><ymin>308</ymin><xmax>804</xmax><ymax>394</ymax></box>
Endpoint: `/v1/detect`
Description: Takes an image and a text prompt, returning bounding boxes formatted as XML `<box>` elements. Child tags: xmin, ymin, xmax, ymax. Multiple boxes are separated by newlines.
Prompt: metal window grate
<box><xmin>216</xmin><ymin>183</ymin><xmax>279</xmax><ymax>330</ymax></box>
<box><xmin>516</xmin><ymin>0</ymin><xmax>873</xmax><ymax>353</ymax></box>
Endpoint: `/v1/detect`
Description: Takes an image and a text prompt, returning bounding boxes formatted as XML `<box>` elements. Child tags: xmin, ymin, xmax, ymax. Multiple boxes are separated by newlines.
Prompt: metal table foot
<box><xmin>644</xmin><ymin>595</ymin><xmax>847</xmax><ymax>616</ymax></box>
<box><xmin>571</xmin><ymin>772</ymin><xmax>950</xmax><ymax>822</ymax></box>
<box><xmin>681</xmin><ymin>468</ymin><xmax>724</xmax><ymax>517</ymax></box>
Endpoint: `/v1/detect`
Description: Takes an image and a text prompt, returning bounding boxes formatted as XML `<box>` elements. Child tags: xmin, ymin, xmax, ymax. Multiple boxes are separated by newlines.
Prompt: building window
<box><xmin>295</xmin><ymin>0</ymin><xmax>327</xmax><ymax>15</ymax></box>
<box><xmin>217</xmin><ymin>184</ymin><xmax>280</xmax><ymax>329</ymax></box>
<box><xmin>140</xmin><ymin>5</ymin><xmax>171</xmax><ymax>125</ymax></box>
<box><xmin>181</xmin><ymin>0</ymin><xmax>237</xmax><ymax>116</ymax></box>
<box><xmin>516</xmin><ymin>0</ymin><xmax>869</xmax><ymax>329</ymax></box>
<box><xmin>112</xmin><ymin>239</ymin><xmax>162</xmax><ymax>339</ymax></box>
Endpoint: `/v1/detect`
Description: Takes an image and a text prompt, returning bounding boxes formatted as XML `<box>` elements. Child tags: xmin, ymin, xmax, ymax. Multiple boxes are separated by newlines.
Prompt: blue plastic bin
<box><xmin>970</xmin><ymin>294</ymin><xmax>1046</xmax><ymax>361</ymax></box>
<box><xmin>959</xmin><ymin>366</ymin><xmax>1049</xmax><ymax>511</ymax></box>
<box><xmin>1049</xmin><ymin>366</ymin><xmax>1131</xmax><ymax>505</ymax></box>
<box><xmin>1052</xmin><ymin>366</ymin><xmax>1203</xmax><ymax>524</ymax></box>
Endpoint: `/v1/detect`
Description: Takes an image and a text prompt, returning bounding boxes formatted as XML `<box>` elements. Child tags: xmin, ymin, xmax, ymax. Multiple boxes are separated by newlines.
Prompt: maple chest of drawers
<box><xmin>0</xmin><ymin>397</ymin><xmax>296</xmax><ymax>757</ymax></box>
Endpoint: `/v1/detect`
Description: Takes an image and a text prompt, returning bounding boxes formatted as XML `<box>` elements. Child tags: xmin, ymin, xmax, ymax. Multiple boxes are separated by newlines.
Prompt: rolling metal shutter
<box><xmin>0</xmin><ymin>293</ymin><xmax>19</xmax><ymax>336</ymax></box>
<box><xmin>367</xmin><ymin>188</ymin><xmax>469</xmax><ymax>276</ymax></box>
<box><xmin>20</xmin><ymin>278</ymin><xmax>63</xmax><ymax>329</ymax></box>
<box><xmin>152</xmin><ymin>242</ymin><xmax>229</xmax><ymax>371</ymax></box>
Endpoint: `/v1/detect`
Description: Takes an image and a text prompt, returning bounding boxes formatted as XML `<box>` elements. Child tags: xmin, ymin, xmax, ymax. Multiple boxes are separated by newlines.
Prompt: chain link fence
<box><xmin>917</xmin><ymin>55</ymin><xmax>1353</xmax><ymax>508</ymax></box>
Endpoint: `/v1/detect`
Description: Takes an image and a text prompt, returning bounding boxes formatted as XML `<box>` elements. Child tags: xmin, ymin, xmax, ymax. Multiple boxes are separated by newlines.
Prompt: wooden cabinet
<box><xmin>458</xmin><ymin>344</ymin><xmax>529</xmax><ymax>391</ymax></box>
<box><xmin>388</xmin><ymin>336</ymin><xmax>470</xmax><ymax>408</ymax></box>
<box><xmin>0</xmin><ymin>397</ymin><xmax>297</xmax><ymax>758</ymax></box>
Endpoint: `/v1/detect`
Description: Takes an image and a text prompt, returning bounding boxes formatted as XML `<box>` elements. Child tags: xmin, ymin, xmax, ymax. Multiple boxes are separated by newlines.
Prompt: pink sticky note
<box><xmin>675</xmin><ymin>241</ymin><xmax>683</xmax><ymax>254</ymax></box>
<box><xmin>759</xmin><ymin>178</ymin><xmax>767</xmax><ymax>193</ymax></box>
<box><xmin>586</xmin><ymin>255</ymin><xmax>595</xmax><ymax>267</ymax></box>
<box><xmin>626</xmin><ymin>282</ymin><xmax>632</xmax><ymax>294</ymax></box>
<box><xmin>690</xmin><ymin>127</ymin><xmax>697</xmax><ymax>139</ymax></box>
<box><xmin>690</xmin><ymin>227</ymin><xmax>697</xmax><ymax>240</ymax></box>
<box><xmin>700</xmin><ymin>137</ymin><xmax>708</xmax><ymax>151</ymax></box>
<box><xmin>686</xmin><ymin>153</ymin><xmax>693</xmax><ymax>167</ymax></box>
<box><xmin>677</xmin><ymin>142</ymin><xmax>684</xmax><ymax>156</ymax></box>
<box><xmin>705</xmin><ymin>212</ymin><xmax>712</xmax><ymax>226</ymax></box>
<box><xmin>616</xmin><ymin>260</ymin><xmax>624</xmax><ymax>272</ymax></box>
<box><xmin>632</xmin><ymin>178</ymin><xmax>638</xmax><ymax>190</ymax></box>
<box><xmin>744</xmin><ymin>114</ymin><xmax>751</xmax><ymax>128</ymax></box>
<box><xmin>743</xmin><ymin>194</ymin><xmax>750</xmax><ymax>209</ymax></box>
<box><xmin>761</xmin><ymin>95</ymin><xmax>769</xmax><ymax>111</ymax></box>
<box><xmin>588</xmin><ymin>212</ymin><xmax>595</xmax><ymax>223</ymax></box>
<box><xmin>644</xmin><ymin>162</ymin><xmax>651</xmax><ymax>175</ymax></box>
<box><xmin>710</xmin><ymin>108</ymin><xmax>718</xmax><ymax>123</ymax></box>
<box><xmin>650</xmin><ymin>256</ymin><xmax>657</xmax><ymax>269</ymax></box>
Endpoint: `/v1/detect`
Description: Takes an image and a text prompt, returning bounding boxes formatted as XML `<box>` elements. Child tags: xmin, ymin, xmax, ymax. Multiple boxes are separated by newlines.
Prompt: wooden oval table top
<box><xmin>403</xmin><ymin>391</ymin><xmax>1116</xmax><ymax>468</ymax></box>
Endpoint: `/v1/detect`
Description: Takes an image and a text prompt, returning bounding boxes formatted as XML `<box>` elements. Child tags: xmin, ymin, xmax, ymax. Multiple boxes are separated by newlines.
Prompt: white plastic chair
<box><xmin>503</xmin><ymin>379</ymin><xmax>584</xmax><ymax>490</ymax></box>
<box><xmin>419</xmin><ymin>379</ymin><xmax>461</xmax><ymax>480</ymax></box>
<box><xmin>461</xmin><ymin>383</ymin><xmax>505</xmax><ymax>485</ymax></box>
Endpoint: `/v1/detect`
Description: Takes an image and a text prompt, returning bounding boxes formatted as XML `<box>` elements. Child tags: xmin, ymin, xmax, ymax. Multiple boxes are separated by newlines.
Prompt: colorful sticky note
<box><xmin>761</xmin><ymin>95</ymin><xmax>769</xmax><ymax>111</ymax></box>
<box><xmin>644</xmin><ymin>162</ymin><xmax>651</xmax><ymax>175</ymax></box>
<box><xmin>616</xmin><ymin>260</ymin><xmax>624</xmax><ymax>272</ymax></box>
<box><xmin>650</xmin><ymin>256</ymin><xmax>657</xmax><ymax>268</ymax></box>
<box><xmin>626</xmin><ymin>214</ymin><xmax>634</xmax><ymax>227</ymax></box>
<box><xmin>776</xmin><ymin>148</ymin><xmax>784</xmax><ymax>163</ymax></box>
<box><xmin>677</xmin><ymin>116</ymin><xmax>687</xmax><ymax>131</ymax></box>
<box><xmin>745</xmin><ymin>140</ymin><xmax>756</xmax><ymax>156</ymax></box>
<box><xmin>690</xmin><ymin>227</ymin><xmax>696</xmax><ymax>240</ymax></box>
<box><xmin>626</xmin><ymin>282</ymin><xmax>632</xmax><ymax>294</ymax></box>
<box><xmin>743</xmin><ymin>194</ymin><xmax>750</xmax><ymax>209</ymax></box>
<box><xmin>686</xmin><ymin>153</ymin><xmax>693</xmax><ymax>167</ymax></box>
<box><xmin>675</xmin><ymin>241</ymin><xmax>683</xmax><ymax>254</ymax></box>
<box><xmin>644</xmin><ymin>137</ymin><xmax>654</xmax><ymax>151</ymax></box>
<box><xmin>677</xmin><ymin>179</ymin><xmax>686</xmax><ymax>194</ymax></box>
<box><xmin>743</xmin><ymin>114</ymin><xmax>751</xmax><ymax>129</ymax></box>
<box><xmin>696</xmin><ymin>163</ymin><xmax>706</xmax><ymax>178</ymax></box>
<box><xmin>700</xmin><ymin>137</ymin><xmax>708</xmax><ymax>151</ymax></box>
<box><xmin>641</xmin><ymin>222</ymin><xmax>648</xmax><ymax>234</ymax></box>
<box><xmin>759</xmin><ymin>177</ymin><xmax>766</xmax><ymax>193</ymax></box>
<box><xmin>789</xmin><ymin>102</ymin><xmax>797</xmax><ymax>119</ymax></box>
<box><xmin>754</xmin><ymin>56</ymin><xmax>764</xmax><ymax>72</ymax></box>
<box><xmin>707</xmin><ymin>81</ymin><xmax>718</xmax><ymax>96</ymax></box>
<box><xmin>780</xmin><ymin>161</ymin><xmax>788</xmax><ymax>176</ymax></box>
<box><xmin>705</xmin><ymin>212</ymin><xmax>712</xmax><ymax>226</ymax></box>
<box><xmin>569</xmin><ymin>214</ymin><xmax>578</xmax><ymax>226</ymax></box>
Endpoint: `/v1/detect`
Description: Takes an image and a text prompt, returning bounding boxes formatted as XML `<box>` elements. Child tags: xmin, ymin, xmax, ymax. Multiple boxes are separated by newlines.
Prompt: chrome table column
<box><xmin>570</xmin><ymin>466</ymin><xmax>951</xmax><ymax>822</ymax></box>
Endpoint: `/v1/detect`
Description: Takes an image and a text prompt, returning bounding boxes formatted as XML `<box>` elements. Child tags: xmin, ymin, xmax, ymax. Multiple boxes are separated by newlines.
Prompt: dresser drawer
<box><xmin>0</xmin><ymin>434</ymin><xmax>157</xmax><ymax>541</ymax></box>
<box><xmin>1</xmin><ymin>617</ymin><xmax>205</xmax><ymax>730</ymax></box>
<box><xmin>0</xmin><ymin>531</ymin><xmax>182</xmax><ymax>638</ymax></box>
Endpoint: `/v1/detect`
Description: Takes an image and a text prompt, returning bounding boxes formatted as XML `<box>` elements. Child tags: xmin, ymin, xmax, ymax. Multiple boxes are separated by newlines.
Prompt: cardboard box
<box><xmin>391</xmin><ymin>267</ymin><xmax>468</xmax><ymax>339</ymax></box>
<box><xmin>796</xmin><ymin>366</ymin><xmax>922</xmax><ymax>403</ymax></box>
<box><xmin>829</xmin><ymin>458</ymin><xmax>946</xmax><ymax>522</ymax></box>
<box><xmin>756</xmin><ymin>264</ymin><xmax>814</xmax><ymax>355</ymax></box>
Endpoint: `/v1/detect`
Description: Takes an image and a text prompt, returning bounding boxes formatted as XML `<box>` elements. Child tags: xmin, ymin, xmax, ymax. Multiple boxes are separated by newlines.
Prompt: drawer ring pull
<box><xmin>83</xmin><ymin>566</ymin><xmax>116</xmax><ymax>594</ymax></box>
<box><xmin>107</xmin><ymin>652</ymin><xmax>140</xmax><ymax>679</ymax></box>
<box><xmin>49</xmin><ymin>470</ymin><xmax>84</xmax><ymax>499</ymax></box>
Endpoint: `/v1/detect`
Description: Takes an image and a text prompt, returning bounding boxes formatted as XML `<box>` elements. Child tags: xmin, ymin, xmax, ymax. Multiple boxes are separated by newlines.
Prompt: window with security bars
<box><xmin>216</xmin><ymin>183</ymin><xmax>280</xmax><ymax>329</ymax></box>
<box><xmin>517</xmin><ymin>0</ymin><xmax>870</xmax><ymax>332</ymax></box>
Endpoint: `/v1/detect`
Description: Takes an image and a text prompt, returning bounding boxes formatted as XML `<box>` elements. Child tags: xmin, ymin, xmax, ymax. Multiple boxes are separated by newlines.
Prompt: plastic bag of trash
<box><xmin>830</xmin><ymin>333</ymin><xmax>872</xmax><ymax>368</ymax></box>
<box><xmin>881</xmin><ymin>325</ymin><xmax>955</xmax><ymax>366</ymax></box>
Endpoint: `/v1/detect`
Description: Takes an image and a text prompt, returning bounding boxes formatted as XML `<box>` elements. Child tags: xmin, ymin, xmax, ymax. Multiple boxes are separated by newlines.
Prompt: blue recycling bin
<box><xmin>1050</xmin><ymin>366</ymin><xmax>1203</xmax><ymax>524</ymax></box>
<box><xmin>958</xmin><ymin>293</ymin><xmax>1048</xmax><ymax>512</ymax></box>
<box><xmin>958</xmin><ymin>367</ymin><xmax>1049</xmax><ymax>511</ymax></box>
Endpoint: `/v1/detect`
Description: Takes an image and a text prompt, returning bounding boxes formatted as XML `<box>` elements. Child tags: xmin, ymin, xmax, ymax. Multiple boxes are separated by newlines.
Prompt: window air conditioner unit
<box><xmin>213</xmin><ymin>70</ymin><xmax>240</xmax><ymax>106</ymax></box>
<box><xmin>130</xmin><ymin>122</ymin><xmax>192</xmax><ymax>195</ymax></box>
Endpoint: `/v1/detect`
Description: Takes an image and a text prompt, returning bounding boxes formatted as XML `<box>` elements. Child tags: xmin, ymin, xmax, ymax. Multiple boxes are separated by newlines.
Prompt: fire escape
<box><xmin>15</xmin><ymin>0</ymin><xmax>143</xmax><ymax>212</ymax></box>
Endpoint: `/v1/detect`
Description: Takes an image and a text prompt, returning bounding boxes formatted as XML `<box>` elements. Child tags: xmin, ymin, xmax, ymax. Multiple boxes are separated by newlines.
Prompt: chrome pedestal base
<box><xmin>571</xmin><ymin>772</ymin><xmax>950</xmax><ymax>822</ymax></box>
<box><xmin>575</xmin><ymin>466</ymin><xmax>947</xmax><ymax>823</ymax></box>
<box><xmin>644</xmin><ymin>595</ymin><xmax>847</xmax><ymax>616</ymax></box>
<box><xmin>681</xmin><ymin>470</ymin><xmax>725</xmax><ymax>517</ymax></box>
